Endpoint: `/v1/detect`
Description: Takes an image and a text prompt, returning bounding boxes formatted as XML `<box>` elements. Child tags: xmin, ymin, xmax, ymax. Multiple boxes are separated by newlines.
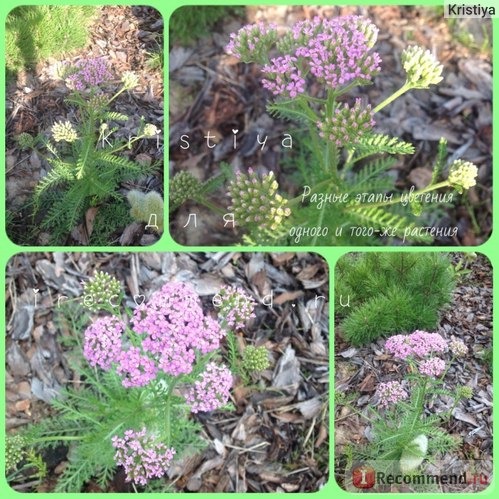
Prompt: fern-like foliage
<box><xmin>351</xmin><ymin>133</ymin><xmax>415</xmax><ymax>161</ymax></box>
<box><xmin>267</xmin><ymin>96</ymin><xmax>317</xmax><ymax>124</ymax></box>
<box><xmin>345</xmin><ymin>157</ymin><xmax>396</xmax><ymax>194</ymax></box>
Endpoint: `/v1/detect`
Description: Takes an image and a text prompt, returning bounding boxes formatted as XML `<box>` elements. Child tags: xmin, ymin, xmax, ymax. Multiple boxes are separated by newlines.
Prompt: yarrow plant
<box><xmin>343</xmin><ymin>330</ymin><xmax>472</xmax><ymax>486</ymax></box>
<box><xmin>16</xmin><ymin>57</ymin><xmax>162</xmax><ymax>244</ymax></box>
<box><xmin>171</xmin><ymin>15</ymin><xmax>481</xmax><ymax>246</ymax></box>
<box><xmin>15</xmin><ymin>273</ymin><xmax>259</xmax><ymax>492</ymax></box>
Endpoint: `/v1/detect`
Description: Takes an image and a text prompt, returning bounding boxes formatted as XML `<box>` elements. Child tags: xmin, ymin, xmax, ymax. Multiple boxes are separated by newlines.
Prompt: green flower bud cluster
<box><xmin>448</xmin><ymin>160</ymin><xmax>478</xmax><ymax>191</ymax></box>
<box><xmin>242</xmin><ymin>345</ymin><xmax>270</xmax><ymax>372</ymax></box>
<box><xmin>228</xmin><ymin>168</ymin><xmax>291</xmax><ymax>232</ymax></box>
<box><xmin>82</xmin><ymin>271</ymin><xmax>122</xmax><ymax>311</ymax></box>
<box><xmin>127</xmin><ymin>190</ymin><xmax>164</xmax><ymax>233</ymax></box>
<box><xmin>457</xmin><ymin>385</ymin><xmax>473</xmax><ymax>400</ymax></box>
<box><xmin>170</xmin><ymin>171</ymin><xmax>201</xmax><ymax>208</ymax></box>
<box><xmin>51</xmin><ymin>120</ymin><xmax>79</xmax><ymax>143</ymax></box>
<box><xmin>16</xmin><ymin>132</ymin><xmax>35</xmax><ymax>150</ymax></box>
<box><xmin>6</xmin><ymin>434</ymin><xmax>27</xmax><ymax>471</ymax></box>
<box><xmin>88</xmin><ymin>94</ymin><xmax>109</xmax><ymax>112</ymax></box>
<box><xmin>226</xmin><ymin>22</ymin><xmax>278</xmax><ymax>64</ymax></box>
<box><xmin>401</xmin><ymin>45</ymin><xmax>443</xmax><ymax>89</ymax></box>
<box><xmin>318</xmin><ymin>98</ymin><xmax>375</xmax><ymax>146</ymax></box>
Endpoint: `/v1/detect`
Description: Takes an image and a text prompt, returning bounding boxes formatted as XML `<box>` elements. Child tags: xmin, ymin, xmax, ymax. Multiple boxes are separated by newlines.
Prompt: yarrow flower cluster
<box><xmin>68</xmin><ymin>58</ymin><xmax>112</xmax><ymax>90</ymax></box>
<box><xmin>51</xmin><ymin>121</ymin><xmax>78</xmax><ymax>143</ymax></box>
<box><xmin>82</xmin><ymin>279</ymin><xmax>231</xmax><ymax>390</ymax></box>
<box><xmin>131</xmin><ymin>282</ymin><xmax>225</xmax><ymax>376</ymax></box>
<box><xmin>448</xmin><ymin>160</ymin><xmax>478</xmax><ymax>191</ymax></box>
<box><xmin>83</xmin><ymin>316</ymin><xmax>125</xmax><ymax>370</ymax></box>
<box><xmin>170</xmin><ymin>171</ymin><xmax>201</xmax><ymax>208</ymax></box>
<box><xmin>216</xmin><ymin>285</ymin><xmax>256</xmax><ymax>330</ymax></box>
<box><xmin>457</xmin><ymin>385</ymin><xmax>473</xmax><ymax>400</ymax></box>
<box><xmin>226</xmin><ymin>15</ymin><xmax>381</xmax><ymax>97</ymax></box>
<box><xmin>401</xmin><ymin>45</ymin><xmax>443</xmax><ymax>88</ymax></box>
<box><xmin>112</xmin><ymin>428</ymin><xmax>175</xmax><ymax>486</ymax></box>
<box><xmin>121</xmin><ymin>71</ymin><xmax>139</xmax><ymax>90</ymax></box>
<box><xmin>242</xmin><ymin>345</ymin><xmax>270</xmax><ymax>372</ymax></box>
<box><xmin>291</xmin><ymin>16</ymin><xmax>381</xmax><ymax>89</ymax></box>
<box><xmin>6</xmin><ymin>434</ymin><xmax>27</xmax><ymax>471</ymax></box>
<box><xmin>261</xmin><ymin>55</ymin><xmax>306</xmax><ymax>98</ymax></box>
<box><xmin>385</xmin><ymin>331</ymin><xmax>448</xmax><ymax>359</ymax></box>
<box><xmin>376</xmin><ymin>380</ymin><xmax>408</xmax><ymax>408</ymax></box>
<box><xmin>143</xmin><ymin>123</ymin><xmax>161</xmax><ymax>137</ymax></box>
<box><xmin>16</xmin><ymin>132</ymin><xmax>35</xmax><ymax>150</ymax></box>
<box><xmin>116</xmin><ymin>346</ymin><xmax>158</xmax><ymax>388</ymax></box>
<box><xmin>225</xmin><ymin>21</ymin><xmax>277</xmax><ymax>62</ymax></box>
<box><xmin>82</xmin><ymin>270</ymin><xmax>121</xmax><ymax>311</ymax></box>
<box><xmin>317</xmin><ymin>99</ymin><xmax>375</xmax><ymax>146</ymax></box>
<box><xmin>449</xmin><ymin>338</ymin><xmax>468</xmax><ymax>357</ymax></box>
<box><xmin>184</xmin><ymin>362</ymin><xmax>233</xmax><ymax>413</ymax></box>
<box><xmin>418</xmin><ymin>357</ymin><xmax>446</xmax><ymax>378</ymax></box>
<box><xmin>228</xmin><ymin>169</ymin><xmax>291</xmax><ymax>232</ymax></box>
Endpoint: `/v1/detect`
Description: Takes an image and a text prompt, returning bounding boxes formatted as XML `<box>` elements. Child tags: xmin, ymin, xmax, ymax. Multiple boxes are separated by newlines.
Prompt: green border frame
<box><xmin>1</xmin><ymin>0</ymin><xmax>496</xmax><ymax>497</ymax></box>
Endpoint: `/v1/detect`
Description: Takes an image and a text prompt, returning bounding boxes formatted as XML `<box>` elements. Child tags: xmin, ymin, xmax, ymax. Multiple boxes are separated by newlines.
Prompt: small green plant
<box><xmin>12</xmin><ymin>273</ymin><xmax>256</xmax><ymax>492</ymax></box>
<box><xmin>6</xmin><ymin>5</ymin><xmax>97</xmax><ymax>76</ymax></box>
<box><xmin>335</xmin><ymin>253</ymin><xmax>455</xmax><ymax>345</ymax></box>
<box><xmin>171</xmin><ymin>15</ymin><xmax>480</xmax><ymax>246</ymax></box>
<box><xmin>89</xmin><ymin>198</ymin><xmax>134</xmax><ymax>246</ymax></box>
<box><xmin>338</xmin><ymin>332</ymin><xmax>472</xmax><ymax>492</ymax></box>
<box><xmin>17</xmin><ymin>62</ymin><xmax>161</xmax><ymax>244</ymax></box>
<box><xmin>481</xmin><ymin>347</ymin><xmax>492</xmax><ymax>369</ymax></box>
<box><xmin>146</xmin><ymin>48</ymin><xmax>164</xmax><ymax>71</ymax></box>
<box><xmin>448</xmin><ymin>252</ymin><xmax>477</xmax><ymax>280</ymax></box>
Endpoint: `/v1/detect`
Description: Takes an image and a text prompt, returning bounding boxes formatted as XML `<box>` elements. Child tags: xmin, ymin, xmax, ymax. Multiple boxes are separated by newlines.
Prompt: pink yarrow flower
<box><xmin>385</xmin><ymin>331</ymin><xmax>448</xmax><ymax>359</ymax></box>
<box><xmin>116</xmin><ymin>347</ymin><xmax>158</xmax><ymax>388</ymax></box>
<box><xmin>225</xmin><ymin>15</ymin><xmax>381</xmax><ymax>97</ymax></box>
<box><xmin>184</xmin><ymin>362</ymin><xmax>233</xmax><ymax>413</ymax></box>
<box><xmin>83</xmin><ymin>316</ymin><xmax>125</xmax><ymax>370</ymax></box>
<box><xmin>131</xmin><ymin>282</ymin><xmax>225</xmax><ymax>376</ymax></box>
<box><xmin>112</xmin><ymin>428</ymin><xmax>175</xmax><ymax>486</ymax></box>
<box><xmin>418</xmin><ymin>357</ymin><xmax>446</xmax><ymax>378</ymax></box>
<box><xmin>261</xmin><ymin>55</ymin><xmax>306</xmax><ymax>98</ymax></box>
<box><xmin>68</xmin><ymin>58</ymin><xmax>112</xmax><ymax>90</ymax></box>
<box><xmin>376</xmin><ymin>381</ymin><xmax>408</xmax><ymax>408</ymax></box>
<box><xmin>225</xmin><ymin>22</ymin><xmax>277</xmax><ymax>60</ymax></box>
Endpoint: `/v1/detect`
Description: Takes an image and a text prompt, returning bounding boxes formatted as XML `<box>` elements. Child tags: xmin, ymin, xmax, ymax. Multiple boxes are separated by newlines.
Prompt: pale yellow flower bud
<box><xmin>402</xmin><ymin>46</ymin><xmax>443</xmax><ymax>88</ymax></box>
<box><xmin>51</xmin><ymin>121</ymin><xmax>78</xmax><ymax>143</ymax></box>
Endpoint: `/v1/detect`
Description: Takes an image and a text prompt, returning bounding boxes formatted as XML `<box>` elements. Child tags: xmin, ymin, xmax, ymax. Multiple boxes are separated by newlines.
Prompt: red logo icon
<box><xmin>352</xmin><ymin>465</ymin><xmax>376</xmax><ymax>489</ymax></box>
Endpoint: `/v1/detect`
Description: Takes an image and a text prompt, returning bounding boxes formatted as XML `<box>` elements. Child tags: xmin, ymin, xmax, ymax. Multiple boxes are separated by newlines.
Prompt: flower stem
<box><xmin>373</xmin><ymin>81</ymin><xmax>412</xmax><ymax>114</ymax></box>
<box><xmin>107</xmin><ymin>86</ymin><xmax>127</xmax><ymax>106</ymax></box>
